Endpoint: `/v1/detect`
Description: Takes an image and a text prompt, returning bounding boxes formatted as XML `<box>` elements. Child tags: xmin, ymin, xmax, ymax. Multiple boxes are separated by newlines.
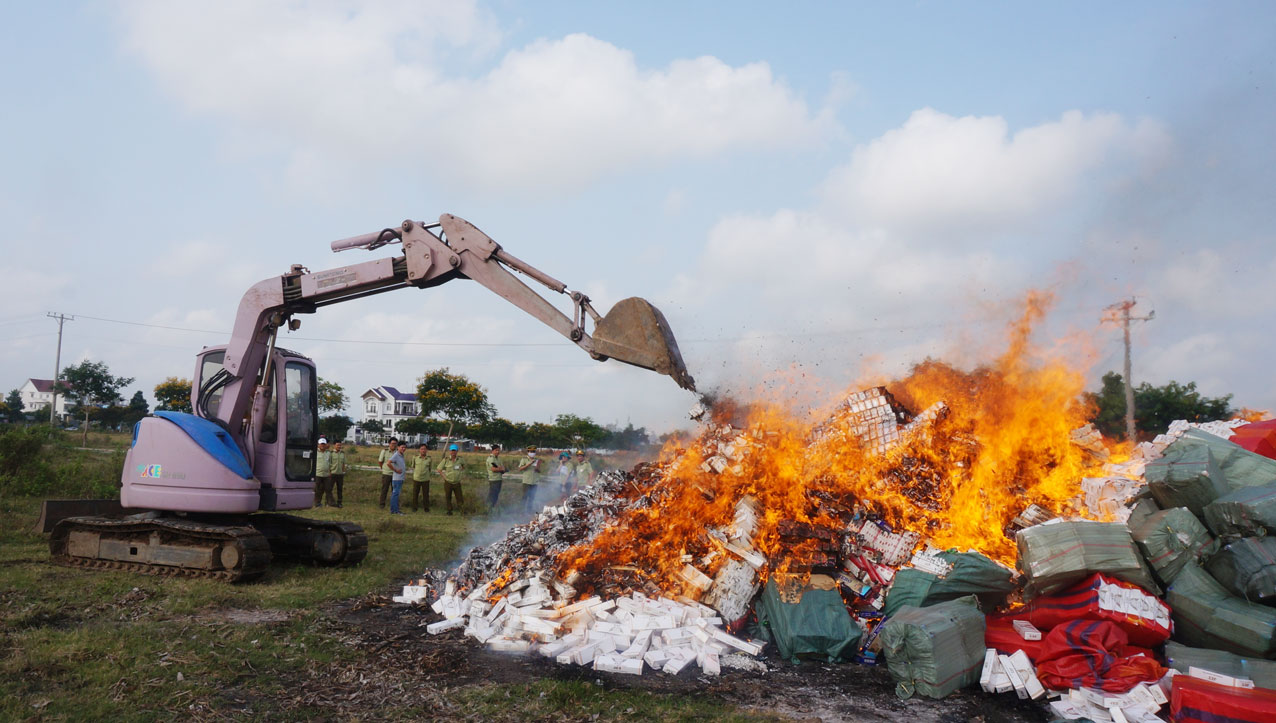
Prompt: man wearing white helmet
<box><xmin>314</xmin><ymin>438</ymin><xmax>334</xmax><ymax>507</ymax></box>
<box><xmin>436</xmin><ymin>444</ymin><xmax>465</xmax><ymax>515</ymax></box>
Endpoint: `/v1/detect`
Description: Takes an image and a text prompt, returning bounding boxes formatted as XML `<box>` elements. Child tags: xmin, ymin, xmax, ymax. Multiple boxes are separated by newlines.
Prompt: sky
<box><xmin>2</xmin><ymin>1</ymin><xmax>1274</xmax><ymax>433</ymax></box>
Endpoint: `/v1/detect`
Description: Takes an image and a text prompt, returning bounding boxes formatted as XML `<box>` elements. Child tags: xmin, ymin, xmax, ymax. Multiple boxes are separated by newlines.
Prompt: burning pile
<box><xmin>396</xmin><ymin>294</ymin><xmax>1276</xmax><ymax>720</ymax></box>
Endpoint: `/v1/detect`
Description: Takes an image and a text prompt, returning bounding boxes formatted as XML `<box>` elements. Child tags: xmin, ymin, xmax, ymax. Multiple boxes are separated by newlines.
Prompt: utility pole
<box><xmin>1103</xmin><ymin>299</ymin><xmax>1154</xmax><ymax>442</ymax></box>
<box><xmin>47</xmin><ymin>312</ymin><xmax>74</xmax><ymax>424</ymax></box>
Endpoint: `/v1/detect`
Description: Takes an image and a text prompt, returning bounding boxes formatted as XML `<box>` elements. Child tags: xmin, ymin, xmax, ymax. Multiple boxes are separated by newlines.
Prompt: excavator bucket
<box><xmin>591</xmin><ymin>297</ymin><xmax>696</xmax><ymax>391</ymax></box>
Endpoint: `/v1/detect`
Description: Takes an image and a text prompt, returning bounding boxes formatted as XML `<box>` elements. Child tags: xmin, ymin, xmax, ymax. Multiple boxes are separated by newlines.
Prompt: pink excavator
<box><xmin>43</xmin><ymin>214</ymin><xmax>694</xmax><ymax>581</ymax></box>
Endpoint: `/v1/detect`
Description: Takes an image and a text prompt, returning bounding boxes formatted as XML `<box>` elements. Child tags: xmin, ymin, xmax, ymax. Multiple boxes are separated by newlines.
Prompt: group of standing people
<box><xmin>374</xmin><ymin>438</ymin><xmax>468</xmax><ymax>515</ymax></box>
<box><xmin>356</xmin><ymin>438</ymin><xmax>597</xmax><ymax>515</ymax></box>
<box><xmin>313</xmin><ymin>438</ymin><xmax>347</xmax><ymax>507</ymax></box>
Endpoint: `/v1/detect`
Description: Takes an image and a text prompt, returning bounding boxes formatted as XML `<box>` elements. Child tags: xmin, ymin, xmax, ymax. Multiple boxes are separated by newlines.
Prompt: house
<box><xmin>350</xmin><ymin>385</ymin><xmax>427</xmax><ymax>445</ymax></box>
<box><xmin>19</xmin><ymin>378</ymin><xmax>70</xmax><ymax>419</ymax></box>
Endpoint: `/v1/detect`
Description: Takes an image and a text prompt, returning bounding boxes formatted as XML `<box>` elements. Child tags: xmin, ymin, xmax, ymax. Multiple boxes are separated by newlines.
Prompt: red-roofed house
<box><xmin>19</xmin><ymin>378</ymin><xmax>70</xmax><ymax>419</ymax></box>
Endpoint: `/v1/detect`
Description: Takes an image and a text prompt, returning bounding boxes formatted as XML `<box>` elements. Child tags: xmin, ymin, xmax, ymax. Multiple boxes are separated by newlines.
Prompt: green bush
<box><xmin>0</xmin><ymin>424</ymin><xmax>123</xmax><ymax>498</ymax></box>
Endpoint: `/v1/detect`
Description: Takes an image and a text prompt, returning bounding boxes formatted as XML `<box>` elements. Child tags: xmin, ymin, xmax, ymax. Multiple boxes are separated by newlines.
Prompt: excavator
<box><xmin>41</xmin><ymin>214</ymin><xmax>695</xmax><ymax>581</ymax></box>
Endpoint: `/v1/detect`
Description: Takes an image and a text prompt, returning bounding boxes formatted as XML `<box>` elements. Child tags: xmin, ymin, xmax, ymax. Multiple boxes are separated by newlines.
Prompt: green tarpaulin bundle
<box><xmin>1145</xmin><ymin>444</ymin><xmax>1229</xmax><ymax>516</ymax></box>
<box><xmin>1131</xmin><ymin>507</ymin><xmax>1219</xmax><ymax>586</ymax></box>
<box><xmin>1016</xmin><ymin>520</ymin><xmax>1160</xmax><ymax>599</ymax></box>
<box><xmin>1175</xmin><ymin>429</ymin><xmax>1276</xmax><ymax>488</ymax></box>
<box><xmin>1165</xmin><ymin>641</ymin><xmax>1276</xmax><ymax>690</ymax></box>
<box><xmin>1205</xmin><ymin>537</ymin><xmax>1276</xmax><ymax>604</ymax></box>
<box><xmin>754</xmin><ymin>579</ymin><xmax>863</xmax><ymax>663</ymax></box>
<box><xmin>1203</xmin><ymin>483</ymin><xmax>1276</xmax><ymax>538</ymax></box>
<box><xmin>879</xmin><ymin>595</ymin><xmax>986</xmax><ymax>700</ymax></box>
<box><xmin>882</xmin><ymin>550</ymin><xmax>1017</xmax><ymax>616</ymax></box>
<box><xmin>1166</xmin><ymin>562</ymin><xmax>1276</xmax><ymax>659</ymax></box>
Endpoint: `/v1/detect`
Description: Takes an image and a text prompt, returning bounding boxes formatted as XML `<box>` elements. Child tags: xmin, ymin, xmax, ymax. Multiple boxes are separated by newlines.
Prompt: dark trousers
<box><xmin>315</xmin><ymin>476</ymin><xmax>333</xmax><ymax>506</ymax></box>
<box><xmin>522</xmin><ymin>484</ymin><xmax>537</xmax><ymax>513</ymax></box>
<box><xmin>486</xmin><ymin>480</ymin><xmax>502</xmax><ymax>511</ymax></box>
<box><xmin>331</xmin><ymin>474</ymin><xmax>344</xmax><ymax>506</ymax></box>
<box><xmin>411</xmin><ymin>479</ymin><xmax>430</xmax><ymax>511</ymax></box>
<box><xmin>379</xmin><ymin>474</ymin><xmax>392</xmax><ymax>508</ymax></box>
<box><xmin>445</xmin><ymin>482</ymin><xmax>463</xmax><ymax>513</ymax></box>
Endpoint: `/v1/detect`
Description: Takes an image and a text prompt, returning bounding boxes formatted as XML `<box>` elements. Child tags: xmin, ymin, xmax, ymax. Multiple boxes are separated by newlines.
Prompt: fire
<box><xmin>557</xmin><ymin>292</ymin><xmax>1114</xmax><ymax>593</ymax></box>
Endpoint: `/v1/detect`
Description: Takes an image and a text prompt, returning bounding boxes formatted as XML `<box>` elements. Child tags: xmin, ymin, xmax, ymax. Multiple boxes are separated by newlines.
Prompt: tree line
<box><xmin>0</xmin><ymin>359</ymin><xmax>1259</xmax><ymax>449</ymax></box>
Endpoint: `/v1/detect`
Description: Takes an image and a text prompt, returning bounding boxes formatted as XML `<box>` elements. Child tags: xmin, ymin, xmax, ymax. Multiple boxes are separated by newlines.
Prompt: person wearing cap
<box><xmin>314</xmin><ymin>438</ymin><xmax>334</xmax><ymax>507</ymax></box>
<box><xmin>330</xmin><ymin>441</ymin><xmax>347</xmax><ymax>507</ymax></box>
<box><xmin>568</xmin><ymin>449</ymin><xmax>595</xmax><ymax>496</ymax></box>
<box><xmin>387</xmin><ymin>441</ymin><xmax>406</xmax><ymax>515</ymax></box>
<box><xmin>410</xmin><ymin>444</ymin><xmax>431</xmax><ymax>512</ymax></box>
<box><xmin>378</xmin><ymin>438</ymin><xmax>398</xmax><ymax>508</ymax></box>
<box><xmin>516</xmin><ymin>446</ymin><xmax>542</xmax><ymax>513</ymax></box>
<box><xmin>554</xmin><ymin>451</ymin><xmax>573</xmax><ymax>501</ymax></box>
<box><xmin>485</xmin><ymin>444</ymin><xmax>507</xmax><ymax>512</ymax></box>
<box><xmin>436</xmin><ymin>444</ymin><xmax>465</xmax><ymax>515</ymax></box>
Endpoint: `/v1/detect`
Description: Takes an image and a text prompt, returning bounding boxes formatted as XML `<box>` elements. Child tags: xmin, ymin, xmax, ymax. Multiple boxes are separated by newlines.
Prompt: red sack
<box><xmin>1172</xmin><ymin>675</ymin><xmax>1276</xmax><ymax>723</ymax></box>
<box><xmin>985</xmin><ymin>616</ymin><xmax>1156</xmax><ymax>663</ymax></box>
<box><xmin>999</xmin><ymin>572</ymin><xmax>1171</xmax><ymax>648</ymax></box>
<box><xmin>984</xmin><ymin>617</ymin><xmax>1047</xmax><ymax>660</ymax></box>
<box><xmin>1034</xmin><ymin>620</ymin><xmax>1166</xmax><ymax>694</ymax></box>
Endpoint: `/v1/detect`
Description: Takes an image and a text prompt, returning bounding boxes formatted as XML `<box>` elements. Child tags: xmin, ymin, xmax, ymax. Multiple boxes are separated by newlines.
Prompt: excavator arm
<box><xmin>206</xmin><ymin>214</ymin><xmax>694</xmax><ymax>440</ymax></box>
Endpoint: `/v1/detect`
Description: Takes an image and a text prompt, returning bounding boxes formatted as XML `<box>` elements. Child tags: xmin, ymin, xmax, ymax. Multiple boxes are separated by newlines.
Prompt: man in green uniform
<box><xmin>436</xmin><ymin>444</ymin><xmax>465</xmax><ymax>515</ymax></box>
<box><xmin>485</xmin><ymin>444</ymin><xmax>507</xmax><ymax>512</ymax></box>
<box><xmin>330</xmin><ymin>441</ymin><xmax>347</xmax><ymax>508</ymax></box>
<box><xmin>568</xmin><ymin>449</ymin><xmax>595</xmax><ymax>496</ymax></box>
<box><xmin>410</xmin><ymin>443</ymin><xmax>431</xmax><ymax>512</ymax></box>
<box><xmin>517</xmin><ymin>445</ymin><xmax>542</xmax><ymax>514</ymax></box>
<box><xmin>378</xmin><ymin>437</ymin><xmax>397</xmax><ymax>508</ymax></box>
<box><xmin>314</xmin><ymin>437</ymin><xmax>334</xmax><ymax>507</ymax></box>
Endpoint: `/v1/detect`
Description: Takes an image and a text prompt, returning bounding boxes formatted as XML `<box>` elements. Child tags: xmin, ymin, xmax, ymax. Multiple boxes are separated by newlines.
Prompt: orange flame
<box><xmin>557</xmin><ymin>292</ymin><xmax>1111</xmax><ymax>593</ymax></box>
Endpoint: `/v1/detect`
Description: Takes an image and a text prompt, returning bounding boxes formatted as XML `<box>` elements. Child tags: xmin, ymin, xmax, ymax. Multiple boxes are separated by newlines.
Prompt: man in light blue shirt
<box><xmin>388</xmin><ymin>441</ymin><xmax>406</xmax><ymax>515</ymax></box>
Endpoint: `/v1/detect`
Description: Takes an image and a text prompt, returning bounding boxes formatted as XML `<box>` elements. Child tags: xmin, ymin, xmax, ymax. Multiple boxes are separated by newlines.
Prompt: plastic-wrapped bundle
<box><xmin>1016</xmin><ymin>520</ymin><xmax>1159</xmax><ymax>599</ymax></box>
<box><xmin>879</xmin><ymin>596</ymin><xmax>986</xmax><ymax>699</ymax></box>
<box><xmin>754</xmin><ymin>579</ymin><xmax>863</xmax><ymax>663</ymax></box>
<box><xmin>1164</xmin><ymin>641</ymin><xmax>1276</xmax><ymax>690</ymax></box>
<box><xmin>1166</xmin><ymin>562</ymin><xmax>1276</xmax><ymax>659</ymax></box>
<box><xmin>1205</xmin><ymin>537</ymin><xmax>1276</xmax><ymax>604</ymax></box>
<box><xmin>1131</xmin><ymin>507</ymin><xmax>1218</xmax><ymax>585</ymax></box>
<box><xmin>1174</xmin><ymin>429</ymin><xmax>1276</xmax><ymax>488</ymax></box>
<box><xmin>1203</xmin><ymin>482</ymin><xmax>1276</xmax><ymax>537</ymax></box>
<box><xmin>1145</xmin><ymin>444</ymin><xmax>1229</xmax><ymax>516</ymax></box>
<box><xmin>882</xmin><ymin>551</ymin><xmax>1016</xmax><ymax>616</ymax></box>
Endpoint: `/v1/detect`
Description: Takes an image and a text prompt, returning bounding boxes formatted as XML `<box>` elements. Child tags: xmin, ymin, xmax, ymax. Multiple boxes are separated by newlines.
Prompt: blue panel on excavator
<box><xmin>152</xmin><ymin>411</ymin><xmax>253</xmax><ymax>479</ymax></box>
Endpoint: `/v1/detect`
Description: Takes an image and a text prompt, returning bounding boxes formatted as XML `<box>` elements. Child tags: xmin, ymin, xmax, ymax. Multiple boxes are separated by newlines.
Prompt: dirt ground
<box><xmin>242</xmin><ymin>583</ymin><xmax>1051</xmax><ymax>722</ymax></box>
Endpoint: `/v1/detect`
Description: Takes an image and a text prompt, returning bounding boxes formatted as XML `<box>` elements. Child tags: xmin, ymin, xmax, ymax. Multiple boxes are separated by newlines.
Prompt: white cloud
<box><xmin>820</xmin><ymin>108</ymin><xmax>1171</xmax><ymax>235</ymax></box>
<box><xmin>116</xmin><ymin>2</ymin><xmax>832</xmax><ymax>194</ymax></box>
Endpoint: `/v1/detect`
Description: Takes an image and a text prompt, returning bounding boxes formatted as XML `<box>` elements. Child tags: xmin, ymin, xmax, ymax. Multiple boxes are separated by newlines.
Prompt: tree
<box><xmin>361</xmin><ymin>419</ymin><xmax>386</xmax><ymax>442</ymax></box>
<box><xmin>1088</xmin><ymin>372</ymin><xmax>1235</xmax><ymax>441</ymax></box>
<box><xmin>154</xmin><ymin>377</ymin><xmax>193</xmax><ymax>414</ymax></box>
<box><xmin>123</xmin><ymin>390</ymin><xmax>149</xmax><ymax>428</ymax></box>
<box><xmin>317</xmin><ymin>378</ymin><xmax>349</xmax><ymax>414</ymax></box>
<box><xmin>3</xmin><ymin>389</ymin><xmax>24</xmax><ymax>424</ymax></box>
<box><xmin>552</xmin><ymin>414</ymin><xmax>609</xmax><ymax>449</ymax></box>
<box><xmin>320</xmin><ymin>414</ymin><xmax>354</xmax><ymax>442</ymax></box>
<box><xmin>394</xmin><ymin>416</ymin><xmax>448</xmax><ymax>444</ymax></box>
<box><xmin>57</xmin><ymin>360</ymin><xmax>134</xmax><ymax>446</ymax></box>
<box><xmin>416</xmin><ymin>368</ymin><xmax>497</xmax><ymax>440</ymax></box>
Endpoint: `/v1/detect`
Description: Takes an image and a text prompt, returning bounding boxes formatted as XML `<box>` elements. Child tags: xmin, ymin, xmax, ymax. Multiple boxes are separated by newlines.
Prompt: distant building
<box><xmin>350</xmin><ymin>385</ymin><xmax>427</xmax><ymax>445</ymax></box>
<box><xmin>19</xmin><ymin>378</ymin><xmax>70</xmax><ymax>419</ymax></box>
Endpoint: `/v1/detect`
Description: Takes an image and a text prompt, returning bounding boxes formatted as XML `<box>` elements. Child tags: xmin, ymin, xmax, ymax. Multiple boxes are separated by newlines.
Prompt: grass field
<box><xmin>0</xmin><ymin>430</ymin><xmax>766</xmax><ymax>721</ymax></box>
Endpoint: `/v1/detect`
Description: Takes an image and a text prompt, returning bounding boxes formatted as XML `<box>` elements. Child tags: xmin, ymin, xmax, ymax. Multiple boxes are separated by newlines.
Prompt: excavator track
<box><xmin>240</xmin><ymin>514</ymin><xmax>368</xmax><ymax>567</ymax></box>
<box><xmin>49</xmin><ymin>516</ymin><xmax>272</xmax><ymax>582</ymax></box>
